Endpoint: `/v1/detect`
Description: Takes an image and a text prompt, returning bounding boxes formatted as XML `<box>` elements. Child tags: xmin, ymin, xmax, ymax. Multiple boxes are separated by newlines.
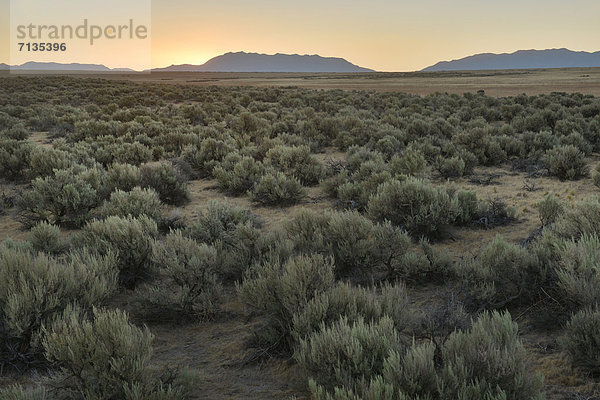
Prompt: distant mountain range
<box><xmin>1</xmin><ymin>62</ymin><xmax>134</xmax><ymax>71</ymax></box>
<box><xmin>153</xmin><ymin>52</ymin><xmax>374</xmax><ymax>72</ymax></box>
<box><xmin>422</xmin><ymin>48</ymin><xmax>600</xmax><ymax>71</ymax></box>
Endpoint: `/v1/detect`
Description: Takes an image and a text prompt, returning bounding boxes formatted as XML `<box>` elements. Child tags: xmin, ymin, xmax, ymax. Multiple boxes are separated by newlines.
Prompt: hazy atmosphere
<box><xmin>1</xmin><ymin>0</ymin><xmax>599</xmax><ymax>70</ymax></box>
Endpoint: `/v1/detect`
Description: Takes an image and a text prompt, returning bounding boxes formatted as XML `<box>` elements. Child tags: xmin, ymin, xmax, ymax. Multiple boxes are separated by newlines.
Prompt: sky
<box><xmin>1</xmin><ymin>0</ymin><xmax>599</xmax><ymax>71</ymax></box>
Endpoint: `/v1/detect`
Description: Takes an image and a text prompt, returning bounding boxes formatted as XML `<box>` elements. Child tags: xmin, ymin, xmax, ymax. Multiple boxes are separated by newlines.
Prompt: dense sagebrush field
<box><xmin>1</xmin><ymin>76</ymin><xmax>600</xmax><ymax>399</ymax></box>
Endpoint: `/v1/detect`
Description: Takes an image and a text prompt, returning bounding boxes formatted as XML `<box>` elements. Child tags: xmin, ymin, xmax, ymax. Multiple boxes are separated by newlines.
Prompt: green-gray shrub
<box><xmin>251</xmin><ymin>172</ymin><xmax>307</xmax><ymax>206</ymax></box>
<box><xmin>307</xmin><ymin>311</ymin><xmax>543</xmax><ymax>400</ymax></box>
<box><xmin>237</xmin><ymin>254</ymin><xmax>335</xmax><ymax>352</ymax></box>
<box><xmin>292</xmin><ymin>282</ymin><xmax>413</xmax><ymax>341</ymax></box>
<box><xmin>368</xmin><ymin>178</ymin><xmax>460</xmax><ymax>237</ymax></box>
<box><xmin>296</xmin><ymin>316</ymin><xmax>402</xmax><ymax>393</ymax></box>
<box><xmin>285</xmin><ymin>210</ymin><xmax>413</xmax><ymax>278</ymax></box>
<box><xmin>561</xmin><ymin>307</ymin><xmax>600</xmax><ymax>373</ymax></box>
<box><xmin>105</xmin><ymin>162</ymin><xmax>142</xmax><ymax>195</ymax></box>
<box><xmin>16</xmin><ymin>166</ymin><xmax>105</xmax><ymax>228</ymax></box>
<box><xmin>593</xmin><ymin>163</ymin><xmax>600</xmax><ymax>187</ymax></box>
<box><xmin>181</xmin><ymin>138</ymin><xmax>235</xmax><ymax>178</ymax></box>
<box><xmin>100</xmin><ymin>187</ymin><xmax>163</xmax><ymax>221</ymax></box>
<box><xmin>456</xmin><ymin>189</ymin><xmax>479</xmax><ymax>224</ymax></box>
<box><xmin>536</xmin><ymin>193</ymin><xmax>565</xmax><ymax>227</ymax></box>
<box><xmin>264</xmin><ymin>145</ymin><xmax>325</xmax><ymax>185</ymax></box>
<box><xmin>0</xmin><ymin>385</ymin><xmax>47</xmax><ymax>400</ymax></box>
<box><xmin>438</xmin><ymin>311</ymin><xmax>543</xmax><ymax>400</ymax></box>
<box><xmin>550</xmin><ymin>196</ymin><xmax>600</xmax><ymax>239</ymax></box>
<box><xmin>43</xmin><ymin>307</ymin><xmax>191</xmax><ymax>400</ymax></box>
<box><xmin>388</xmin><ymin>147</ymin><xmax>427</xmax><ymax>176</ymax></box>
<box><xmin>457</xmin><ymin>236</ymin><xmax>545</xmax><ymax>309</ymax></box>
<box><xmin>0</xmin><ymin>246</ymin><xmax>117</xmax><ymax>365</ymax></box>
<box><xmin>28</xmin><ymin>221</ymin><xmax>67</xmax><ymax>255</ymax></box>
<box><xmin>0</xmin><ymin>138</ymin><xmax>33</xmax><ymax>180</ymax></box>
<box><xmin>545</xmin><ymin>145</ymin><xmax>588</xmax><ymax>180</ymax></box>
<box><xmin>185</xmin><ymin>201</ymin><xmax>261</xmax><ymax>281</ymax></box>
<box><xmin>555</xmin><ymin>234</ymin><xmax>600</xmax><ymax>308</ymax></box>
<box><xmin>185</xmin><ymin>200</ymin><xmax>257</xmax><ymax>245</ymax></box>
<box><xmin>28</xmin><ymin>146</ymin><xmax>76</xmax><ymax>178</ymax></box>
<box><xmin>436</xmin><ymin>156</ymin><xmax>466</xmax><ymax>178</ymax></box>
<box><xmin>213</xmin><ymin>154</ymin><xmax>263</xmax><ymax>195</ymax></box>
<box><xmin>148</xmin><ymin>231</ymin><xmax>222</xmax><ymax>320</ymax></box>
<box><xmin>76</xmin><ymin>215</ymin><xmax>158</xmax><ymax>288</ymax></box>
<box><xmin>390</xmin><ymin>239</ymin><xmax>455</xmax><ymax>283</ymax></box>
<box><xmin>140</xmin><ymin>162</ymin><xmax>189</xmax><ymax>205</ymax></box>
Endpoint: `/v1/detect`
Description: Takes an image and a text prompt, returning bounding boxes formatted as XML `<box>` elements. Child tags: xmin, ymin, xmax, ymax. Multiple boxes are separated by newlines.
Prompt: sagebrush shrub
<box><xmin>105</xmin><ymin>162</ymin><xmax>142</xmax><ymax>195</ymax></box>
<box><xmin>182</xmin><ymin>138</ymin><xmax>235</xmax><ymax>178</ymax></box>
<box><xmin>536</xmin><ymin>193</ymin><xmax>565</xmax><ymax>227</ymax></box>
<box><xmin>284</xmin><ymin>209</ymin><xmax>414</xmax><ymax>278</ymax></box>
<box><xmin>185</xmin><ymin>200</ymin><xmax>257</xmax><ymax>244</ymax></box>
<box><xmin>457</xmin><ymin>235</ymin><xmax>545</xmax><ymax>309</ymax></box>
<box><xmin>438</xmin><ymin>311</ymin><xmax>543</xmax><ymax>400</ymax></box>
<box><xmin>28</xmin><ymin>146</ymin><xmax>76</xmax><ymax>178</ymax></box>
<box><xmin>296</xmin><ymin>316</ymin><xmax>402</xmax><ymax>393</ymax></box>
<box><xmin>388</xmin><ymin>147</ymin><xmax>427</xmax><ymax>176</ymax></box>
<box><xmin>43</xmin><ymin>307</ymin><xmax>191</xmax><ymax>399</ymax></box>
<box><xmin>545</xmin><ymin>145</ymin><xmax>588</xmax><ymax>180</ymax></box>
<box><xmin>456</xmin><ymin>189</ymin><xmax>479</xmax><ymax>224</ymax></box>
<box><xmin>307</xmin><ymin>312</ymin><xmax>543</xmax><ymax>400</ymax></box>
<box><xmin>436</xmin><ymin>156</ymin><xmax>466</xmax><ymax>178</ymax></box>
<box><xmin>390</xmin><ymin>239</ymin><xmax>455</xmax><ymax>282</ymax></box>
<box><xmin>148</xmin><ymin>231</ymin><xmax>222</xmax><ymax>320</ymax></box>
<box><xmin>0</xmin><ymin>246</ymin><xmax>117</xmax><ymax>366</ymax></box>
<box><xmin>264</xmin><ymin>145</ymin><xmax>325</xmax><ymax>185</ymax></box>
<box><xmin>555</xmin><ymin>234</ymin><xmax>600</xmax><ymax>308</ymax></box>
<box><xmin>237</xmin><ymin>254</ymin><xmax>335</xmax><ymax>352</ymax></box>
<box><xmin>140</xmin><ymin>162</ymin><xmax>189</xmax><ymax>205</ymax></box>
<box><xmin>292</xmin><ymin>282</ymin><xmax>413</xmax><ymax>341</ymax></box>
<box><xmin>76</xmin><ymin>215</ymin><xmax>158</xmax><ymax>288</ymax></box>
<box><xmin>100</xmin><ymin>187</ymin><xmax>163</xmax><ymax>221</ymax></box>
<box><xmin>213</xmin><ymin>154</ymin><xmax>263</xmax><ymax>195</ymax></box>
<box><xmin>561</xmin><ymin>307</ymin><xmax>600</xmax><ymax>373</ymax></box>
<box><xmin>593</xmin><ymin>163</ymin><xmax>600</xmax><ymax>187</ymax></box>
<box><xmin>251</xmin><ymin>172</ymin><xmax>307</xmax><ymax>206</ymax></box>
<box><xmin>28</xmin><ymin>221</ymin><xmax>67</xmax><ymax>255</ymax></box>
<box><xmin>0</xmin><ymin>385</ymin><xmax>47</xmax><ymax>400</ymax></box>
<box><xmin>0</xmin><ymin>138</ymin><xmax>33</xmax><ymax>180</ymax></box>
<box><xmin>185</xmin><ymin>201</ymin><xmax>261</xmax><ymax>280</ymax></box>
<box><xmin>550</xmin><ymin>196</ymin><xmax>600</xmax><ymax>239</ymax></box>
<box><xmin>16</xmin><ymin>166</ymin><xmax>105</xmax><ymax>228</ymax></box>
<box><xmin>367</xmin><ymin>178</ymin><xmax>460</xmax><ymax>237</ymax></box>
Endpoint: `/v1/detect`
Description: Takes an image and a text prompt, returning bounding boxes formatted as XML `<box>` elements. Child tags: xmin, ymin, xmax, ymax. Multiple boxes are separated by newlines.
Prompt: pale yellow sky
<box><xmin>1</xmin><ymin>0</ymin><xmax>599</xmax><ymax>71</ymax></box>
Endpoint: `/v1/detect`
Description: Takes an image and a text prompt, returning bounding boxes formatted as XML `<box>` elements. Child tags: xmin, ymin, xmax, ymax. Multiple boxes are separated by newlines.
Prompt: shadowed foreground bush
<box><xmin>555</xmin><ymin>234</ymin><xmax>600</xmax><ymax>309</ymax></box>
<box><xmin>562</xmin><ymin>307</ymin><xmax>600</xmax><ymax>374</ymax></box>
<box><xmin>43</xmin><ymin>307</ymin><xmax>193</xmax><ymax>399</ymax></box>
<box><xmin>145</xmin><ymin>230</ymin><xmax>222</xmax><ymax>320</ymax></box>
<box><xmin>237</xmin><ymin>254</ymin><xmax>335</xmax><ymax>353</ymax></box>
<box><xmin>0</xmin><ymin>246</ymin><xmax>117</xmax><ymax>367</ymax></box>
<box><xmin>291</xmin><ymin>282</ymin><xmax>414</xmax><ymax>342</ymax></box>
<box><xmin>304</xmin><ymin>311</ymin><xmax>543</xmax><ymax>400</ymax></box>
<box><xmin>457</xmin><ymin>235</ymin><xmax>545</xmax><ymax>310</ymax></box>
<box><xmin>28</xmin><ymin>221</ymin><xmax>67</xmax><ymax>255</ymax></box>
<box><xmin>76</xmin><ymin>215</ymin><xmax>158</xmax><ymax>288</ymax></box>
